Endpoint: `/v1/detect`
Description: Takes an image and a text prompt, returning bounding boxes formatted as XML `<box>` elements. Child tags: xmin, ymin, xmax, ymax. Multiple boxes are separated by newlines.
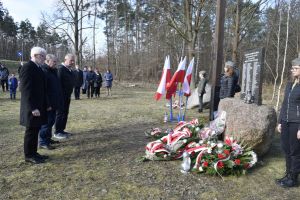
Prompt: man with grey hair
<box><xmin>39</xmin><ymin>54</ymin><xmax>63</xmax><ymax>149</ymax></box>
<box><xmin>54</xmin><ymin>53</ymin><xmax>75</xmax><ymax>139</ymax></box>
<box><xmin>20</xmin><ymin>47</ymin><xmax>48</xmax><ymax>164</ymax></box>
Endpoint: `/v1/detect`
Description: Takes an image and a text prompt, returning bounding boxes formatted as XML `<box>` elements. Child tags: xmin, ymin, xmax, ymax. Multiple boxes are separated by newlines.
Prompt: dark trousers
<box><xmin>94</xmin><ymin>86</ymin><xmax>100</xmax><ymax>97</ymax></box>
<box><xmin>39</xmin><ymin>110</ymin><xmax>56</xmax><ymax>145</ymax></box>
<box><xmin>74</xmin><ymin>87</ymin><xmax>81</xmax><ymax>99</ymax></box>
<box><xmin>24</xmin><ymin>126</ymin><xmax>40</xmax><ymax>158</ymax></box>
<box><xmin>55</xmin><ymin>97</ymin><xmax>71</xmax><ymax>133</ymax></box>
<box><xmin>1</xmin><ymin>79</ymin><xmax>8</xmax><ymax>92</ymax></box>
<box><xmin>87</xmin><ymin>83</ymin><xmax>94</xmax><ymax>98</ymax></box>
<box><xmin>281</xmin><ymin>121</ymin><xmax>300</xmax><ymax>174</ymax></box>
<box><xmin>198</xmin><ymin>95</ymin><xmax>204</xmax><ymax>111</ymax></box>
<box><xmin>10</xmin><ymin>88</ymin><xmax>16</xmax><ymax>99</ymax></box>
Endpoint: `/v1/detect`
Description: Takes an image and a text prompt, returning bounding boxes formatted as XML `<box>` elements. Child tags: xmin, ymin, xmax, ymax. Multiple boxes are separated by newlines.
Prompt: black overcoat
<box><xmin>19</xmin><ymin>61</ymin><xmax>47</xmax><ymax>127</ymax></box>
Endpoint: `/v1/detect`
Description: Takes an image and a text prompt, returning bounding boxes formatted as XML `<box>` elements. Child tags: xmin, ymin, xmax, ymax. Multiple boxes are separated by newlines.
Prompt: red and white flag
<box><xmin>154</xmin><ymin>56</ymin><xmax>171</xmax><ymax>100</ymax></box>
<box><xmin>166</xmin><ymin>56</ymin><xmax>186</xmax><ymax>98</ymax></box>
<box><xmin>182</xmin><ymin>57</ymin><xmax>194</xmax><ymax>96</ymax></box>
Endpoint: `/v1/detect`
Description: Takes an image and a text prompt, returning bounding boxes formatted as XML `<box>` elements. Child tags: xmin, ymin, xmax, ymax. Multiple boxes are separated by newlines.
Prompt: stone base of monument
<box><xmin>218</xmin><ymin>98</ymin><xmax>277</xmax><ymax>156</ymax></box>
<box><xmin>187</xmin><ymin>83</ymin><xmax>211</xmax><ymax>109</ymax></box>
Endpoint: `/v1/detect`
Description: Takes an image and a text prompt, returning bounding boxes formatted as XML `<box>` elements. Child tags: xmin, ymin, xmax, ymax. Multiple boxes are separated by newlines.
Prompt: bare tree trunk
<box><xmin>276</xmin><ymin>1</ymin><xmax>290</xmax><ymax>111</ymax></box>
<box><xmin>232</xmin><ymin>0</ymin><xmax>240</xmax><ymax>63</ymax></box>
<box><xmin>272</xmin><ymin>2</ymin><xmax>282</xmax><ymax>102</ymax></box>
<box><xmin>93</xmin><ymin>2</ymin><xmax>97</xmax><ymax>68</ymax></box>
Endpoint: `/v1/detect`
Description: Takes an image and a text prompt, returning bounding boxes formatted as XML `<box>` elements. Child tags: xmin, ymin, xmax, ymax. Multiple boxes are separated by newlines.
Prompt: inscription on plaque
<box><xmin>241</xmin><ymin>48</ymin><xmax>265</xmax><ymax>105</ymax></box>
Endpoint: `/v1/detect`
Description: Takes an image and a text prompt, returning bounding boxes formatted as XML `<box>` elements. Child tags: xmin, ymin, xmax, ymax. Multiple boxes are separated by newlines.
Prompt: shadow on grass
<box><xmin>51</xmin><ymin>122</ymin><xmax>157</xmax><ymax>162</ymax></box>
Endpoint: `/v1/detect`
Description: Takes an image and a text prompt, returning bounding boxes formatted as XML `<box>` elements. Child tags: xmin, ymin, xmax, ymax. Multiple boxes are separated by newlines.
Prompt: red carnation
<box><xmin>223</xmin><ymin>149</ymin><xmax>230</xmax><ymax>155</ymax></box>
<box><xmin>217</xmin><ymin>161</ymin><xmax>224</xmax><ymax>168</ymax></box>
<box><xmin>202</xmin><ymin>161</ymin><xmax>209</xmax><ymax>167</ymax></box>
<box><xmin>218</xmin><ymin>153</ymin><xmax>225</xmax><ymax>159</ymax></box>
<box><xmin>234</xmin><ymin>159</ymin><xmax>241</xmax><ymax>165</ymax></box>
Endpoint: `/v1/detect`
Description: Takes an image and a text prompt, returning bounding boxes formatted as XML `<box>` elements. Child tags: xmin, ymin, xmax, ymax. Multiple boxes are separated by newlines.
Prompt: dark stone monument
<box><xmin>241</xmin><ymin>48</ymin><xmax>265</xmax><ymax>105</ymax></box>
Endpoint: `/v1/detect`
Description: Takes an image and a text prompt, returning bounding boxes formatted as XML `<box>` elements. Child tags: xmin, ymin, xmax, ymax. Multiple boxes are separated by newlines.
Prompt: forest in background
<box><xmin>0</xmin><ymin>1</ymin><xmax>299</xmax><ymax>96</ymax></box>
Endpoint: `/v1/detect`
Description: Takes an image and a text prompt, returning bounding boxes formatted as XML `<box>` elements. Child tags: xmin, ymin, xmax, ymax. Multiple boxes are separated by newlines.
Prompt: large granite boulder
<box><xmin>218</xmin><ymin>98</ymin><xmax>277</xmax><ymax>156</ymax></box>
<box><xmin>187</xmin><ymin>83</ymin><xmax>211</xmax><ymax>109</ymax></box>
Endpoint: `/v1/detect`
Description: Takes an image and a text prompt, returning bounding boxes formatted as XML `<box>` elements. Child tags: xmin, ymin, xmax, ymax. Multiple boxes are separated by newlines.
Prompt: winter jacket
<box><xmin>219</xmin><ymin>74</ymin><xmax>236</xmax><ymax>99</ymax></box>
<box><xmin>41</xmin><ymin>65</ymin><xmax>63</xmax><ymax>110</ymax></box>
<box><xmin>19</xmin><ymin>61</ymin><xmax>47</xmax><ymax>127</ymax></box>
<box><xmin>279</xmin><ymin>82</ymin><xmax>300</xmax><ymax>128</ymax></box>
<box><xmin>8</xmin><ymin>77</ymin><xmax>18</xmax><ymax>90</ymax></box>
<box><xmin>82</xmin><ymin>70</ymin><xmax>88</xmax><ymax>89</ymax></box>
<box><xmin>94</xmin><ymin>73</ymin><xmax>103</xmax><ymax>87</ymax></box>
<box><xmin>86</xmin><ymin>71</ymin><xmax>95</xmax><ymax>86</ymax></box>
<box><xmin>197</xmin><ymin>78</ymin><xmax>208</xmax><ymax>96</ymax></box>
<box><xmin>73</xmin><ymin>69</ymin><xmax>83</xmax><ymax>87</ymax></box>
<box><xmin>57</xmin><ymin>64</ymin><xmax>75</xmax><ymax>99</ymax></box>
<box><xmin>104</xmin><ymin>72</ymin><xmax>113</xmax><ymax>87</ymax></box>
<box><xmin>0</xmin><ymin>66</ymin><xmax>9</xmax><ymax>80</ymax></box>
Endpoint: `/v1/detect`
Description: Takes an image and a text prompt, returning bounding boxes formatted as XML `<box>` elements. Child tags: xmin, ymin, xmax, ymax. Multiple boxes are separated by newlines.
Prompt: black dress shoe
<box><xmin>34</xmin><ymin>153</ymin><xmax>49</xmax><ymax>160</ymax></box>
<box><xmin>25</xmin><ymin>156</ymin><xmax>44</xmax><ymax>164</ymax></box>
<box><xmin>49</xmin><ymin>139</ymin><xmax>60</xmax><ymax>144</ymax></box>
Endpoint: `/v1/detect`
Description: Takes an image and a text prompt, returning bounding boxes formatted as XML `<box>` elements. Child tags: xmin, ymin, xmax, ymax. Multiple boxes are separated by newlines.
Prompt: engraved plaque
<box><xmin>241</xmin><ymin>48</ymin><xmax>265</xmax><ymax>105</ymax></box>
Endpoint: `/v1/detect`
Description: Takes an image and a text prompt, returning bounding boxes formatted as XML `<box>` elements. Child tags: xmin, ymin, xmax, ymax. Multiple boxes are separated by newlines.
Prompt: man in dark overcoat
<box><xmin>54</xmin><ymin>54</ymin><xmax>75</xmax><ymax>139</ymax></box>
<box><xmin>19</xmin><ymin>47</ymin><xmax>48</xmax><ymax>164</ymax></box>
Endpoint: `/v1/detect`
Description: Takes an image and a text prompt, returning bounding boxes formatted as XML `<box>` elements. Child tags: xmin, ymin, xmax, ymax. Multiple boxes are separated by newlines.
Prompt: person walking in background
<box><xmin>0</xmin><ymin>63</ymin><xmax>9</xmax><ymax>92</ymax></box>
<box><xmin>39</xmin><ymin>54</ymin><xmax>62</xmax><ymax>150</ymax></box>
<box><xmin>73</xmin><ymin>65</ymin><xmax>83</xmax><ymax>100</ymax></box>
<box><xmin>18</xmin><ymin>62</ymin><xmax>24</xmax><ymax>75</ymax></box>
<box><xmin>19</xmin><ymin>47</ymin><xmax>48</xmax><ymax>164</ymax></box>
<box><xmin>104</xmin><ymin>69</ymin><xmax>113</xmax><ymax>96</ymax></box>
<box><xmin>93</xmin><ymin>68</ymin><xmax>102</xmax><ymax>98</ymax></box>
<box><xmin>54</xmin><ymin>54</ymin><xmax>75</xmax><ymax>139</ymax></box>
<box><xmin>86</xmin><ymin>66</ymin><xmax>95</xmax><ymax>98</ymax></box>
<box><xmin>82</xmin><ymin>66</ymin><xmax>88</xmax><ymax>94</ymax></box>
<box><xmin>8</xmin><ymin>72</ymin><xmax>18</xmax><ymax>99</ymax></box>
<box><xmin>276</xmin><ymin>56</ymin><xmax>300</xmax><ymax>188</ymax></box>
<box><xmin>197</xmin><ymin>71</ymin><xmax>208</xmax><ymax>113</ymax></box>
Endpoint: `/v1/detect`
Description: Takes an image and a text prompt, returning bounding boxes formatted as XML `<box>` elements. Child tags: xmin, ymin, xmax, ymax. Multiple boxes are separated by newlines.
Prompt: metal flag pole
<box><xmin>178</xmin><ymin>83</ymin><xmax>182</xmax><ymax>122</ymax></box>
<box><xmin>169</xmin><ymin>97</ymin><xmax>173</xmax><ymax>122</ymax></box>
<box><xmin>183</xmin><ymin>96</ymin><xmax>188</xmax><ymax>121</ymax></box>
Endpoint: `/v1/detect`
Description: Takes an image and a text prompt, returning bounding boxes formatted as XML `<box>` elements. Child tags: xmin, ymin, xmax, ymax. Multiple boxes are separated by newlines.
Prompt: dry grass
<box><xmin>0</xmin><ymin>83</ymin><xmax>299</xmax><ymax>200</ymax></box>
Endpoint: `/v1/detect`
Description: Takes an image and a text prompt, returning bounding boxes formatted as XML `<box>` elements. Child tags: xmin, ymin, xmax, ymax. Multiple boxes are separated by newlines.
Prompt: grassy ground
<box><xmin>0</xmin><ymin>83</ymin><xmax>299</xmax><ymax>200</ymax></box>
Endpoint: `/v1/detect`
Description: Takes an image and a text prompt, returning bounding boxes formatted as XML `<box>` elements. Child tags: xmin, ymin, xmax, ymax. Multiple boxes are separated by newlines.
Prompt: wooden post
<box><xmin>209</xmin><ymin>0</ymin><xmax>226</xmax><ymax>120</ymax></box>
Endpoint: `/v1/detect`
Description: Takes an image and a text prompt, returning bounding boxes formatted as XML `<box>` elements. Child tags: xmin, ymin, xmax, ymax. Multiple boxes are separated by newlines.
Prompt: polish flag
<box><xmin>166</xmin><ymin>57</ymin><xmax>186</xmax><ymax>98</ymax></box>
<box><xmin>182</xmin><ymin>57</ymin><xmax>194</xmax><ymax>96</ymax></box>
<box><xmin>154</xmin><ymin>56</ymin><xmax>171</xmax><ymax>100</ymax></box>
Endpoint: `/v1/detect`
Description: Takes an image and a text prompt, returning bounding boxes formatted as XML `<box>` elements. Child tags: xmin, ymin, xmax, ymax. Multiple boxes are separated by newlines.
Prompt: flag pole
<box><xmin>178</xmin><ymin>83</ymin><xmax>182</xmax><ymax>122</ymax></box>
<box><xmin>183</xmin><ymin>96</ymin><xmax>188</xmax><ymax>121</ymax></box>
<box><xmin>169</xmin><ymin>97</ymin><xmax>173</xmax><ymax>121</ymax></box>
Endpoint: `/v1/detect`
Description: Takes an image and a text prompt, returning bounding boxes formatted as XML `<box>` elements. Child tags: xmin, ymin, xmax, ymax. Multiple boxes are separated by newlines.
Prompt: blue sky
<box><xmin>2</xmin><ymin>0</ymin><xmax>57</xmax><ymax>27</ymax></box>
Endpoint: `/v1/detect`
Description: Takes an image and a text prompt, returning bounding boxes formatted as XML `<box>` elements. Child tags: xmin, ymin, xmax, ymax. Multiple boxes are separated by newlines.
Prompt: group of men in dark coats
<box><xmin>19</xmin><ymin>47</ymin><xmax>75</xmax><ymax>164</ymax></box>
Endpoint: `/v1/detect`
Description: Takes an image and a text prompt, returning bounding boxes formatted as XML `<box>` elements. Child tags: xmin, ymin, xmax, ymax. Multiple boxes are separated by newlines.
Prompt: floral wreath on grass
<box><xmin>142</xmin><ymin>112</ymin><xmax>257</xmax><ymax>176</ymax></box>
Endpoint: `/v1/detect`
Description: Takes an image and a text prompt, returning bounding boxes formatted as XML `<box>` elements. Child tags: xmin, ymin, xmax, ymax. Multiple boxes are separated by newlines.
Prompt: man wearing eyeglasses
<box><xmin>19</xmin><ymin>47</ymin><xmax>48</xmax><ymax>164</ymax></box>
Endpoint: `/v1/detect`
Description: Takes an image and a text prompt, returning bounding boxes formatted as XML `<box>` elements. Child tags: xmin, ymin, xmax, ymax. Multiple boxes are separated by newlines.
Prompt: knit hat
<box><xmin>292</xmin><ymin>54</ymin><xmax>300</xmax><ymax>66</ymax></box>
<box><xmin>225</xmin><ymin>61</ymin><xmax>235</xmax><ymax>68</ymax></box>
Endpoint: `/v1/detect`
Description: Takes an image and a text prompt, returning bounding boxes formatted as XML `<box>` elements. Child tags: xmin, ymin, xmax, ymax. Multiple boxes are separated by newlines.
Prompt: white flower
<box><xmin>195</xmin><ymin>127</ymin><xmax>200</xmax><ymax>132</ymax></box>
<box><xmin>207</xmin><ymin>141</ymin><xmax>211</xmax><ymax>145</ymax></box>
<box><xmin>183</xmin><ymin>139</ymin><xmax>187</xmax><ymax>143</ymax></box>
<box><xmin>196</xmin><ymin>143</ymin><xmax>200</xmax><ymax>147</ymax></box>
<box><xmin>199</xmin><ymin>166</ymin><xmax>204</xmax><ymax>172</ymax></box>
<box><xmin>217</xmin><ymin>143</ymin><xmax>223</xmax><ymax>148</ymax></box>
<box><xmin>211</xmin><ymin>142</ymin><xmax>216</xmax><ymax>147</ymax></box>
<box><xmin>199</xmin><ymin>140</ymin><xmax>204</xmax><ymax>144</ymax></box>
<box><xmin>207</xmin><ymin>148</ymin><xmax>212</xmax><ymax>154</ymax></box>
